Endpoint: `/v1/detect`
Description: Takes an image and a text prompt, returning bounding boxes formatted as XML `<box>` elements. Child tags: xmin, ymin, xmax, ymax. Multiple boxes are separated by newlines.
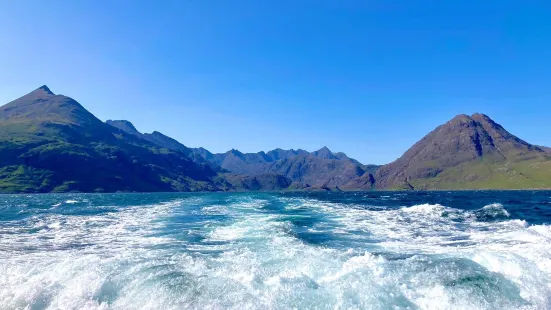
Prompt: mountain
<box><xmin>341</xmin><ymin>171</ymin><xmax>377</xmax><ymax>189</ymax></box>
<box><xmin>105</xmin><ymin>120</ymin><xmax>316</xmax><ymax>191</ymax></box>
<box><xmin>374</xmin><ymin>113</ymin><xmax>551</xmax><ymax>190</ymax></box>
<box><xmin>106</xmin><ymin>120</ymin><xmax>217</xmax><ymax>169</ymax></box>
<box><xmin>310</xmin><ymin>146</ymin><xmax>338</xmax><ymax>160</ymax></box>
<box><xmin>538</xmin><ymin>145</ymin><xmax>551</xmax><ymax>153</ymax></box>
<box><xmin>265</xmin><ymin>148</ymin><xmax>309</xmax><ymax>161</ymax></box>
<box><xmin>6</xmin><ymin>86</ymin><xmax>548</xmax><ymax>193</ymax></box>
<box><xmin>193</xmin><ymin>146</ymin><xmax>375</xmax><ymax>188</ymax></box>
<box><xmin>189</xmin><ymin>147</ymin><xmax>310</xmax><ymax>175</ymax></box>
<box><xmin>104</xmin><ymin>120</ymin><xmax>316</xmax><ymax>190</ymax></box>
<box><xmin>258</xmin><ymin>147</ymin><xmax>371</xmax><ymax>188</ymax></box>
<box><xmin>191</xmin><ymin>147</ymin><xmax>214</xmax><ymax>160</ymax></box>
<box><xmin>211</xmin><ymin>149</ymin><xmax>271</xmax><ymax>175</ymax></box>
<box><xmin>0</xmin><ymin>86</ymin><xmax>218</xmax><ymax>193</ymax></box>
<box><xmin>106</xmin><ymin>120</ymin><xmax>192</xmax><ymax>155</ymax></box>
<box><xmin>219</xmin><ymin>173</ymin><xmax>304</xmax><ymax>191</ymax></box>
<box><xmin>105</xmin><ymin>120</ymin><xmax>141</xmax><ymax>136</ymax></box>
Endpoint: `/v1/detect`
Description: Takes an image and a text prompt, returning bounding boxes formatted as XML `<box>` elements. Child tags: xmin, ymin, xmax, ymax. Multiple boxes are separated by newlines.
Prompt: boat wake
<box><xmin>0</xmin><ymin>193</ymin><xmax>550</xmax><ymax>309</ymax></box>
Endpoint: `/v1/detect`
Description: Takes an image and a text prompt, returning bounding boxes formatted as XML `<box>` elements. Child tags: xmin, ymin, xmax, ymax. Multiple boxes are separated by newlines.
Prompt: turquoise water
<box><xmin>1</xmin><ymin>191</ymin><xmax>551</xmax><ymax>309</ymax></box>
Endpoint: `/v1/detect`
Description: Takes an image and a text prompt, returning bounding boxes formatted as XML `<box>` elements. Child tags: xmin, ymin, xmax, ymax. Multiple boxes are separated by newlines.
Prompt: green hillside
<box><xmin>0</xmin><ymin>86</ymin><xmax>218</xmax><ymax>193</ymax></box>
<box><xmin>376</xmin><ymin>113</ymin><xmax>551</xmax><ymax>190</ymax></box>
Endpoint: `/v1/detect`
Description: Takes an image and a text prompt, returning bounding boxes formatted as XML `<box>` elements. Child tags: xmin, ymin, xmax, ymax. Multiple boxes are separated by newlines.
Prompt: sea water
<box><xmin>1</xmin><ymin>191</ymin><xmax>550</xmax><ymax>309</ymax></box>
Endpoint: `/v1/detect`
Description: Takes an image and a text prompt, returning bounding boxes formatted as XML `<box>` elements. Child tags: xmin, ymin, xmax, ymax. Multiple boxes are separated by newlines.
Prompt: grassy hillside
<box><xmin>405</xmin><ymin>157</ymin><xmax>551</xmax><ymax>190</ymax></box>
<box><xmin>376</xmin><ymin>113</ymin><xmax>551</xmax><ymax>190</ymax></box>
<box><xmin>0</xmin><ymin>86</ymin><xmax>218</xmax><ymax>193</ymax></box>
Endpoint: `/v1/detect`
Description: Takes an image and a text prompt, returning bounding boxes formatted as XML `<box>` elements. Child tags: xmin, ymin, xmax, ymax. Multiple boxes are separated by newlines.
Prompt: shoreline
<box><xmin>2</xmin><ymin>188</ymin><xmax>551</xmax><ymax>195</ymax></box>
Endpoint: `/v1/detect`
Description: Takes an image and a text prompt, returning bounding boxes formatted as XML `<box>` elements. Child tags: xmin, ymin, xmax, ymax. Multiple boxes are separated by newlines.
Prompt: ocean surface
<box><xmin>1</xmin><ymin>191</ymin><xmax>551</xmax><ymax>310</ymax></box>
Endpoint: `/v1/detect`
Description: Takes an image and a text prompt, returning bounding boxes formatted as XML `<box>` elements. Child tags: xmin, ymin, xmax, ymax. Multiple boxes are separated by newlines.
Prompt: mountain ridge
<box><xmin>189</xmin><ymin>146</ymin><xmax>375</xmax><ymax>188</ymax></box>
<box><xmin>0</xmin><ymin>86</ymin><xmax>219</xmax><ymax>193</ymax></box>
<box><xmin>2</xmin><ymin>86</ymin><xmax>551</xmax><ymax>192</ymax></box>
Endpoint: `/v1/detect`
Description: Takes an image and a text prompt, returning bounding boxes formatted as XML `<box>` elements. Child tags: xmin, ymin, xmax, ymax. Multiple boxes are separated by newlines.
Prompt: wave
<box><xmin>474</xmin><ymin>203</ymin><xmax>510</xmax><ymax>220</ymax></box>
<box><xmin>400</xmin><ymin>202</ymin><xmax>510</xmax><ymax>220</ymax></box>
<box><xmin>401</xmin><ymin>203</ymin><xmax>446</xmax><ymax>214</ymax></box>
<box><xmin>308</xmin><ymin>198</ymin><xmax>551</xmax><ymax>306</ymax></box>
<box><xmin>1</xmin><ymin>194</ymin><xmax>550</xmax><ymax>309</ymax></box>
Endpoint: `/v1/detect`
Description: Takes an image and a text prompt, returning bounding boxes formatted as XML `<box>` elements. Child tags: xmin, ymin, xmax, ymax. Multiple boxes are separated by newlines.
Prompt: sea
<box><xmin>1</xmin><ymin>191</ymin><xmax>550</xmax><ymax>310</ymax></box>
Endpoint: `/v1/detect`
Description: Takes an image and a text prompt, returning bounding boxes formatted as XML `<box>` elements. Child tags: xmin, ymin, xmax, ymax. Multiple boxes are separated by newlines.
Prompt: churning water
<box><xmin>1</xmin><ymin>191</ymin><xmax>551</xmax><ymax>309</ymax></box>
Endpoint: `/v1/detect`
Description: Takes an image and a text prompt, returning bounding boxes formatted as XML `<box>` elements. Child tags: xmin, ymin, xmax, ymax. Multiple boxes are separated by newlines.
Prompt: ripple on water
<box><xmin>0</xmin><ymin>192</ymin><xmax>550</xmax><ymax>309</ymax></box>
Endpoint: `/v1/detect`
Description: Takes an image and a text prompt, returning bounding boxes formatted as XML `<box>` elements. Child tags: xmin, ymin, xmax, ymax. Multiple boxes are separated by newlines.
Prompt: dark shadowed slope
<box><xmin>0</xmin><ymin>86</ymin><xmax>218</xmax><ymax>193</ymax></box>
<box><xmin>374</xmin><ymin>113</ymin><xmax>551</xmax><ymax>190</ymax></box>
<box><xmin>219</xmin><ymin>173</ymin><xmax>305</xmax><ymax>191</ymax></box>
<box><xmin>106</xmin><ymin>120</ymin><xmax>218</xmax><ymax>170</ymax></box>
<box><xmin>341</xmin><ymin>171</ymin><xmax>378</xmax><ymax>190</ymax></box>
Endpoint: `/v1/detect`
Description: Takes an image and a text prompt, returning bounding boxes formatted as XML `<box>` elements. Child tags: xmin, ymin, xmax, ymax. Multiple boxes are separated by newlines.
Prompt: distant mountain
<box><xmin>104</xmin><ymin>120</ymin><xmax>316</xmax><ymax>190</ymax></box>
<box><xmin>310</xmin><ymin>146</ymin><xmax>338</xmax><ymax>159</ymax></box>
<box><xmin>189</xmin><ymin>147</ymin><xmax>311</xmax><ymax>175</ymax></box>
<box><xmin>192</xmin><ymin>146</ymin><xmax>377</xmax><ymax>188</ymax></box>
<box><xmin>0</xmin><ymin>86</ymin><xmax>218</xmax><ymax>193</ymax></box>
<box><xmin>266</xmin><ymin>148</ymin><xmax>309</xmax><ymax>161</ymax></box>
<box><xmin>218</xmin><ymin>173</ymin><xmax>305</xmax><ymax>191</ymax></box>
<box><xmin>190</xmin><ymin>147</ymin><xmax>221</xmax><ymax>165</ymax></box>
<box><xmin>216</xmin><ymin>149</ymin><xmax>272</xmax><ymax>174</ymax></box>
<box><xmin>105</xmin><ymin>120</ymin><xmax>322</xmax><ymax>191</ymax></box>
<box><xmin>258</xmin><ymin>147</ymin><xmax>373</xmax><ymax>188</ymax></box>
<box><xmin>374</xmin><ymin>113</ymin><xmax>551</xmax><ymax>189</ymax></box>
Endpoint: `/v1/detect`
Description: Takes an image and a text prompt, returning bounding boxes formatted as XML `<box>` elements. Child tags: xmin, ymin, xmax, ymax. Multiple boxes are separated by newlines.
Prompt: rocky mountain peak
<box><xmin>374</xmin><ymin>113</ymin><xmax>547</xmax><ymax>189</ymax></box>
<box><xmin>312</xmin><ymin>146</ymin><xmax>337</xmax><ymax>159</ymax></box>
<box><xmin>36</xmin><ymin>85</ymin><xmax>54</xmax><ymax>96</ymax></box>
<box><xmin>106</xmin><ymin>120</ymin><xmax>141</xmax><ymax>136</ymax></box>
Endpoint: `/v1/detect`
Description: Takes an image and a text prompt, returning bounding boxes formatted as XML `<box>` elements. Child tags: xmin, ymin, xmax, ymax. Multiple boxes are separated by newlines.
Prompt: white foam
<box><xmin>1</xmin><ymin>195</ymin><xmax>550</xmax><ymax>309</ymax></box>
<box><xmin>304</xmin><ymin>198</ymin><xmax>551</xmax><ymax>308</ymax></box>
<box><xmin>482</xmin><ymin>203</ymin><xmax>510</xmax><ymax>217</ymax></box>
<box><xmin>401</xmin><ymin>203</ymin><xmax>446</xmax><ymax>215</ymax></box>
<box><xmin>0</xmin><ymin>199</ymin><xmax>184</xmax><ymax>309</ymax></box>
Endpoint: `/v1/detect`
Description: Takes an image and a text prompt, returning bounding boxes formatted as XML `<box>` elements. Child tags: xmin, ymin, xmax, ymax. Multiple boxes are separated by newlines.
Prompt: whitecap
<box><xmin>1</xmin><ymin>195</ymin><xmax>550</xmax><ymax>310</ymax></box>
<box><xmin>400</xmin><ymin>203</ymin><xmax>448</xmax><ymax>217</ymax></box>
<box><xmin>481</xmin><ymin>203</ymin><xmax>510</xmax><ymax>217</ymax></box>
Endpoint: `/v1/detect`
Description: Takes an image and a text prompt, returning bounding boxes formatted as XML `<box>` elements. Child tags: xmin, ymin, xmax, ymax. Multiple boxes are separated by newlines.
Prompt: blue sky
<box><xmin>1</xmin><ymin>1</ymin><xmax>550</xmax><ymax>164</ymax></box>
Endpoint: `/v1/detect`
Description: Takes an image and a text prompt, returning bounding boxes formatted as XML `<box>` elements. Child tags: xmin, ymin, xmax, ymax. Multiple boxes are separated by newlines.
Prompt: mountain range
<box><xmin>106</xmin><ymin>120</ymin><xmax>377</xmax><ymax>190</ymax></box>
<box><xmin>1</xmin><ymin>85</ymin><xmax>550</xmax><ymax>193</ymax></box>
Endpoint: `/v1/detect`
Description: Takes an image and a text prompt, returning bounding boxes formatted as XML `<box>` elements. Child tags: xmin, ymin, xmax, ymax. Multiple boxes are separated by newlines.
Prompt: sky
<box><xmin>1</xmin><ymin>0</ymin><xmax>551</xmax><ymax>164</ymax></box>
